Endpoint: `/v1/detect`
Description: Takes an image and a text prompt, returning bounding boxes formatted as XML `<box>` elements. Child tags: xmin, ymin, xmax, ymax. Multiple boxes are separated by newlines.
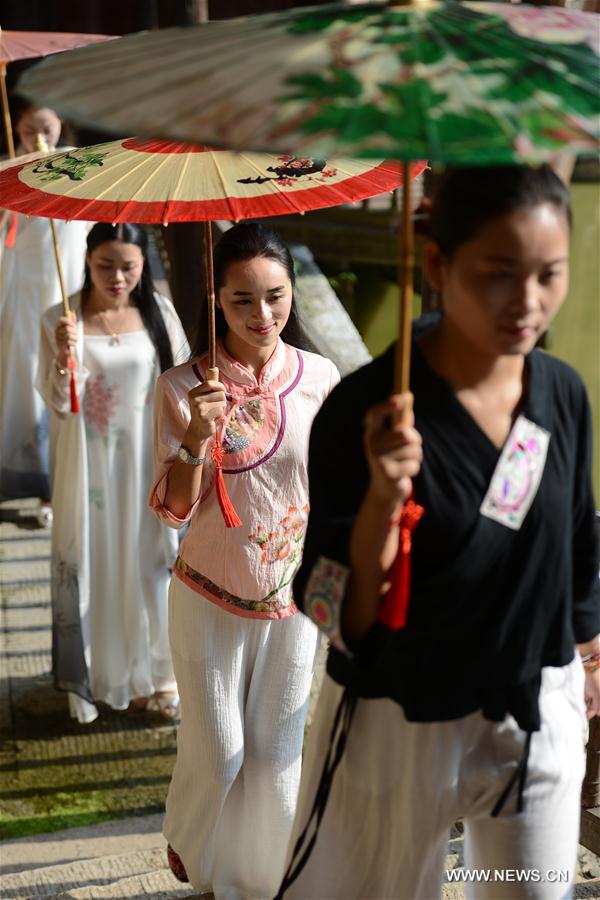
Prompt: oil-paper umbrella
<box><xmin>0</xmin><ymin>136</ymin><xmax>424</xmax><ymax>525</ymax></box>
<box><xmin>0</xmin><ymin>27</ymin><xmax>115</xmax><ymax>157</ymax></box>
<box><xmin>1</xmin><ymin>30</ymin><xmax>116</xmax><ymax>411</ymax></box>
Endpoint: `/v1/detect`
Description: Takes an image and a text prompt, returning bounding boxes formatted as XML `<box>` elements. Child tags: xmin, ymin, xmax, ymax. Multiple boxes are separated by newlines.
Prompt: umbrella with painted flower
<box><xmin>16</xmin><ymin>3</ymin><xmax>599</xmax><ymax>164</ymax></box>
<box><xmin>0</xmin><ymin>136</ymin><xmax>424</xmax><ymax>524</ymax></box>
<box><xmin>0</xmin><ymin>136</ymin><xmax>419</xmax><ymax>222</ymax></box>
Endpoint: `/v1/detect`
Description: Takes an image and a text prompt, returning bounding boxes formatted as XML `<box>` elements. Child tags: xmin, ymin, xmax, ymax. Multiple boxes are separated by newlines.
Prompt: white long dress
<box><xmin>0</xmin><ymin>211</ymin><xmax>89</xmax><ymax>499</ymax></box>
<box><xmin>38</xmin><ymin>293</ymin><xmax>189</xmax><ymax>722</ymax></box>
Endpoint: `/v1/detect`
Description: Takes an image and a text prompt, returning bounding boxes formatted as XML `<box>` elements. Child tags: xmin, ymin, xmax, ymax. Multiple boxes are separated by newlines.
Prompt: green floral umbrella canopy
<box><xmin>18</xmin><ymin>1</ymin><xmax>600</xmax><ymax>165</ymax></box>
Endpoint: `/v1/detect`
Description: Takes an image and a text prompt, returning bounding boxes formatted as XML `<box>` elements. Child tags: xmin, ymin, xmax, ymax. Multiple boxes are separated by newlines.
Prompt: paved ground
<box><xmin>1</xmin><ymin>497</ymin><xmax>599</xmax><ymax>898</ymax></box>
<box><xmin>0</xmin><ymin>499</ymin><xmax>178</xmax><ymax>843</ymax></box>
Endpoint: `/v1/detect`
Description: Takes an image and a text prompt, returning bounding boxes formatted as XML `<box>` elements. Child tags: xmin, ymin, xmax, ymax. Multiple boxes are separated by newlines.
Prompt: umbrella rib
<box><xmin>163</xmin><ymin>150</ymin><xmax>192</xmax><ymax>223</ymax></box>
<box><xmin>208</xmin><ymin>150</ymin><xmax>236</xmax><ymax>220</ymax></box>
<box><xmin>115</xmin><ymin>151</ymin><xmax>174</xmax><ymax>221</ymax></box>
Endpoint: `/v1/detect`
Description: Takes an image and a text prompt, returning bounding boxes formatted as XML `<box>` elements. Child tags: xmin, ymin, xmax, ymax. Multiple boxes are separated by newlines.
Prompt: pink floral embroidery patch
<box><xmin>480</xmin><ymin>415</ymin><xmax>550</xmax><ymax>530</ymax></box>
<box><xmin>248</xmin><ymin>504</ymin><xmax>309</xmax><ymax>564</ymax></box>
<box><xmin>305</xmin><ymin>556</ymin><xmax>350</xmax><ymax>654</ymax></box>
<box><xmin>222</xmin><ymin>398</ymin><xmax>265</xmax><ymax>453</ymax></box>
<box><xmin>83</xmin><ymin>373</ymin><xmax>119</xmax><ymax>437</ymax></box>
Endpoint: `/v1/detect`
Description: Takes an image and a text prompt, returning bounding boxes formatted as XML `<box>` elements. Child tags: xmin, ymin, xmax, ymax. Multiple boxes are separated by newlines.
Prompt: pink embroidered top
<box><xmin>149</xmin><ymin>338</ymin><xmax>339</xmax><ymax>620</ymax></box>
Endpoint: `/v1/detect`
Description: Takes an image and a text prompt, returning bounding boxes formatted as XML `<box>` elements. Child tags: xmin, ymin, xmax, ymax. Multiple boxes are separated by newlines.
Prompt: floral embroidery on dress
<box><xmin>83</xmin><ymin>373</ymin><xmax>120</xmax><ymax>438</ymax></box>
<box><xmin>174</xmin><ymin>556</ymin><xmax>298</xmax><ymax>615</ymax></box>
<box><xmin>248</xmin><ymin>504</ymin><xmax>309</xmax><ymax>563</ymax></box>
<box><xmin>223</xmin><ymin>399</ymin><xmax>265</xmax><ymax>453</ymax></box>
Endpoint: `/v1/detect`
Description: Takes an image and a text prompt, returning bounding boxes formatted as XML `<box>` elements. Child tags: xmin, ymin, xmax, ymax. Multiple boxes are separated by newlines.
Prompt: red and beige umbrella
<box><xmin>0</xmin><ymin>30</ymin><xmax>116</xmax><ymax>412</ymax></box>
<box><xmin>0</xmin><ymin>136</ymin><xmax>421</xmax><ymax>223</ymax></box>
<box><xmin>0</xmin><ymin>28</ymin><xmax>115</xmax><ymax>158</ymax></box>
<box><xmin>0</xmin><ymin>137</ymin><xmax>425</xmax><ymax>523</ymax></box>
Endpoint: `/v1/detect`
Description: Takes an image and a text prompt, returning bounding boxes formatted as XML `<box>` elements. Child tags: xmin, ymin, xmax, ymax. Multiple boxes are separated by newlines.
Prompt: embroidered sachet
<box><xmin>480</xmin><ymin>414</ymin><xmax>550</xmax><ymax>530</ymax></box>
<box><xmin>305</xmin><ymin>556</ymin><xmax>350</xmax><ymax>653</ymax></box>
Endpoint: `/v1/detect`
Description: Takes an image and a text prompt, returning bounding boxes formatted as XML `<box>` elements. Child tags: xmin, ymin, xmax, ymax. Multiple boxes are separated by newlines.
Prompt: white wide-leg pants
<box><xmin>284</xmin><ymin>658</ymin><xmax>587</xmax><ymax>900</ymax></box>
<box><xmin>164</xmin><ymin>576</ymin><xmax>319</xmax><ymax>900</ymax></box>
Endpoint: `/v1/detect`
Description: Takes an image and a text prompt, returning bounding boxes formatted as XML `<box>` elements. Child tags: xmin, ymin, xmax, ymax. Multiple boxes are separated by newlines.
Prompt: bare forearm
<box><xmin>163</xmin><ymin>429</ymin><xmax>209</xmax><ymax>520</ymax></box>
<box><xmin>342</xmin><ymin>490</ymin><xmax>401</xmax><ymax>643</ymax></box>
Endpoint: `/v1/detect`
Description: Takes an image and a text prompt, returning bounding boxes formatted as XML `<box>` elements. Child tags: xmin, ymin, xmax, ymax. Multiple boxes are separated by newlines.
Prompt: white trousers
<box><xmin>164</xmin><ymin>576</ymin><xmax>320</xmax><ymax>900</ymax></box>
<box><xmin>284</xmin><ymin>658</ymin><xmax>587</xmax><ymax>900</ymax></box>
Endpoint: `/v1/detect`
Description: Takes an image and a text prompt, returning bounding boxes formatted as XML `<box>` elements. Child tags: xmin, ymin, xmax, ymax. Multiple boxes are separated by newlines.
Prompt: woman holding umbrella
<box><xmin>39</xmin><ymin>222</ymin><xmax>189</xmax><ymax>724</ymax></box>
<box><xmin>0</xmin><ymin>98</ymin><xmax>89</xmax><ymax>520</ymax></box>
<box><xmin>149</xmin><ymin>221</ymin><xmax>339</xmax><ymax>898</ymax></box>
<box><xmin>0</xmin><ymin>101</ymin><xmax>89</xmax><ymax>512</ymax></box>
<box><xmin>280</xmin><ymin>165</ymin><xmax>600</xmax><ymax>899</ymax></box>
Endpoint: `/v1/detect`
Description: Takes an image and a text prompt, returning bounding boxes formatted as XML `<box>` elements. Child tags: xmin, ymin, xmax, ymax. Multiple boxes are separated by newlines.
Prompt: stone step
<box><xmin>49</xmin><ymin>868</ymin><xmax>197</xmax><ymax>899</ymax></box>
<box><xmin>5</xmin><ymin>854</ymin><xmax>600</xmax><ymax>900</ymax></box>
<box><xmin>575</xmin><ymin>878</ymin><xmax>600</xmax><ymax>899</ymax></box>
<box><xmin>0</xmin><ymin>814</ymin><xmax>165</xmax><ymax>877</ymax></box>
<box><xmin>0</xmin><ymin>848</ymin><xmax>168</xmax><ymax>899</ymax></box>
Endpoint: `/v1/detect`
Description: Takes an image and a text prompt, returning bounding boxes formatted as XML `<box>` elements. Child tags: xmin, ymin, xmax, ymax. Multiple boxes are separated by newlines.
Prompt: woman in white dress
<box><xmin>0</xmin><ymin>101</ymin><xmax>90</xmax><ymax>515</ymax></box>
<box><xmin>38</xmin><ymin>222</ymin><xmax>189</xmax><ymax>724</ymax></box>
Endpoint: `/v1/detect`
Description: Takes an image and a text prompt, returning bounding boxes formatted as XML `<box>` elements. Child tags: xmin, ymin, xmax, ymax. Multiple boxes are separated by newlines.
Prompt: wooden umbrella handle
<box><xmin>204</xmin><ymin>221</ymin><xmax>217</xmax><ymax>370</ymax></box>
<box><xmin>394</xmin><ymin>159</ymin><xmax>415</xmax><ymax>425</ymax></box>
<box><xmin>35</xmin><ymin>133</ymin><xmax>79</xmax><ymax>413</ymax></box>
<box><xmin>49</xmin><ymin>217</ymin><xmax>80</xmax><ymax>413</ymax></box>
<box><xmin>49</xmin><ymin>218</ymin><xmax>70</xmax><ymax>317</ymax></box>
<box><xmin>0</xmin><ymin>64</ymin><xmax>15</xmax><ymax>159</ymax></box>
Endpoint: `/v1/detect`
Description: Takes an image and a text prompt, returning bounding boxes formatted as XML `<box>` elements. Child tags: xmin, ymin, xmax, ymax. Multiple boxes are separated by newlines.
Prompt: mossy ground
<box><xmin>0</xmin><ymin>507</ymin><xmax>178</xmax><ymax>841</ymax></box>
<box><xmin>0</xmin><ymin>673</ymin><xmax>177</xmax><ymax>840</ymax></box>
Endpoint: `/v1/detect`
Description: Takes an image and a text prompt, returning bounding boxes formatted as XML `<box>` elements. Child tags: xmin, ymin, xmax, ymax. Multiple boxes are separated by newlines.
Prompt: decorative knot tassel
<box><xmin>379</xmin><ymin>496</ymin><xmax>424</xmax><ymax>631</ymax></box>
<box><xmin>5</xmin><ymin>212</ymin><xmax>18</xmax><ymax>248</ymax></box>
<box><xmin>211</xmin><ymin>432</ymin><xmax>242</xmax><ymax>528</ymax></box>
<box><xmin>68</xmin><ymin>356</ymin><xmax>80</xmax><ymax>414</ymax></box>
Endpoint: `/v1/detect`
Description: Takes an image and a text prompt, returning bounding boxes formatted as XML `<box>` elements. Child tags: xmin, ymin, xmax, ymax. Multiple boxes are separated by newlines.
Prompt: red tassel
<box><xmin>211</xmin><ymin>432</ymin><xmax>242</xmax><ymax>528</ymax></box>
<box><xmin>68</xmin><ymin>356</ymin><xmax>80</xmax><ymax>414</ymax></box>
<box><xmin>379</xmin><ymin>496</ymin><xmax>424</xmax><ymax>630</ymax></box>
<box><xmin>5</xmin><ymin>212</ymin><xmax>18</xmax><ymax>248</ymax></box>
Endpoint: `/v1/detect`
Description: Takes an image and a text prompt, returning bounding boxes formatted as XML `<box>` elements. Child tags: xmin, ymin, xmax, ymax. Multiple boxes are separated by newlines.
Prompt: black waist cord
<box><xmin>491</xmin><ymin>730</ymin><xmax>533</xmax><ymax>817</ymax></box>
<box><xmin>274</xmin><ymin>685</ymin><xmax>358</xmax><ymax>899</ymax></box>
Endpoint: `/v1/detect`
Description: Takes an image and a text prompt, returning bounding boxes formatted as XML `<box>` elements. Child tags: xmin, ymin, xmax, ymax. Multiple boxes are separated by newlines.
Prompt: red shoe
<box><xmin>167</xmin><ymin>844</ymin><xmax>189</xmax><ymax>883</ymax></box>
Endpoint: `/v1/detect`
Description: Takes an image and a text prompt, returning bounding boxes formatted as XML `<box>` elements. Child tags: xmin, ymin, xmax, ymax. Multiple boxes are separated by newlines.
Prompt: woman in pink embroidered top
<box><xmin>149</xmin><ymin>222</ymin><xmax>339</xmax><ymax>898</ymax></box>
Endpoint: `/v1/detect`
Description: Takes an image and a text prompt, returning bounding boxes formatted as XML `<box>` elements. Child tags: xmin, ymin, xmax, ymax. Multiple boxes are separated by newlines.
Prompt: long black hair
<box><xmin>191</xmin><ymin>222</ymin><xmax>315</xmax><ymax>358</ymax></box>
<box><xmin>81</xmin><ymin>223</ymin><xmax>174</xmax><ymax>372</ymax></box>
<box><xmin>429</xmin><ymin>164</ymin><xmax>572</xmax><ymax>258</ymax></box>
